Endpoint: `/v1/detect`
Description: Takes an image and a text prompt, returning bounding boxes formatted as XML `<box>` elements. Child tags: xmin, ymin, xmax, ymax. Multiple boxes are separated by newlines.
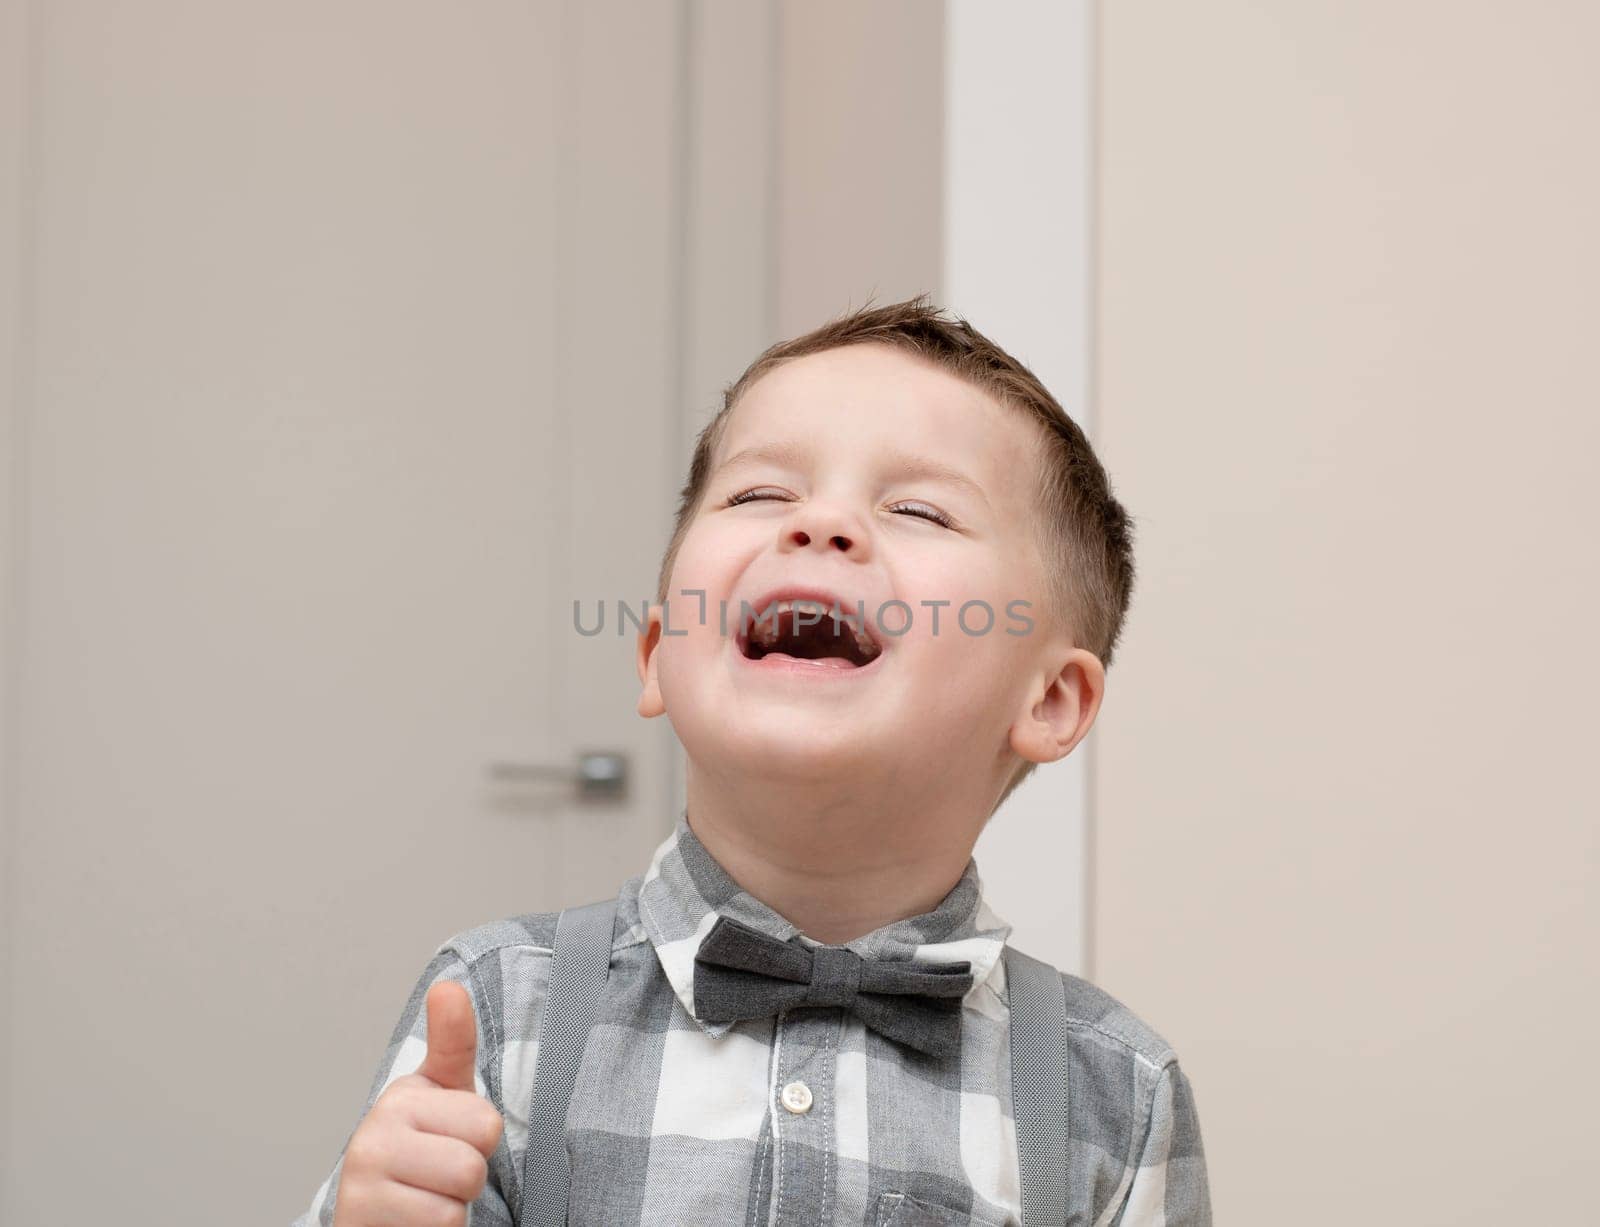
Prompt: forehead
<box><xmin>717</xmin><ymin>343</ymin><xmax>1041</xmax><ymax>485</ymax></box>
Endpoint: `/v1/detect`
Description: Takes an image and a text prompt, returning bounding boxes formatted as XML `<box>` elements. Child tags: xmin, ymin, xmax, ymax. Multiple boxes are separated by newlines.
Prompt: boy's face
<box><xmin>636</xmin><ymin>342</ymin><xmax>1093</xmax><ymax>804</ymax></box>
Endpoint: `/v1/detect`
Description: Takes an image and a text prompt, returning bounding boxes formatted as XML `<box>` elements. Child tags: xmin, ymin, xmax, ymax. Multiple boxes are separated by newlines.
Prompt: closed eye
<box><xmin>888</xmin><ymin>501</ymin><xmax>954</xmax><ymax>528</ymax></box>
<box><xmin>724</xmin><ymin>487</ymin><xmax>789</xmax><ymax>508</ymax></box>
<box><xmin>723</xmin><ymin>488</ymin><xmax>956</xmax><ymax>530</ymax></box>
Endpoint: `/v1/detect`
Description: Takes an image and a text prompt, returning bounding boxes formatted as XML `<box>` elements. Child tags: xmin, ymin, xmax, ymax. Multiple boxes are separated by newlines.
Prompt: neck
<box><xmin>682</xmin><ymin>761</ymin><xmax>986</xmax><ymax>944</ymax></box>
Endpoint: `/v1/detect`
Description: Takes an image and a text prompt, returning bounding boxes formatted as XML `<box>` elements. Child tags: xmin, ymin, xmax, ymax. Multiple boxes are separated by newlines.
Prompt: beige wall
<box><xmin>775</xmin><ymin>0</ymin><xmax>944</xmax><ymax>337</ymax></box>
<box><xmin>1095</xmin><ymin>3</ymin><xmax>1599</xmax><ymax>1222</ymax></box>
<box><xmin>0</xmin><ymin>0</ymin><xmax>24</xmax><ymax>1146</ymax></box>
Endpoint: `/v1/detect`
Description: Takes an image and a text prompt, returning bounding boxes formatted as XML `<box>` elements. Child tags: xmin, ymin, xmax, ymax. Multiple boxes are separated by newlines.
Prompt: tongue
<box><xmin>763</xmin><ymin>651</ymin><xmax>858</xmax><ymax>669</ymax></box>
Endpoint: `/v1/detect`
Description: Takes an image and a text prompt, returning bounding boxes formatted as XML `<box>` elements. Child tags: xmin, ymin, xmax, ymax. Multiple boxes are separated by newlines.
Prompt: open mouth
<box><xmin>736</xmin><ymin>598</ymin><xmax>884</xmax><ymax>670</ymax></box>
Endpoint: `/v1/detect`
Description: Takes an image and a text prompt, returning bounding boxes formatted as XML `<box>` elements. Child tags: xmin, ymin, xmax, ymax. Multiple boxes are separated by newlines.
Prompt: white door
<box><xmin>1</xmin><ymin>2</ymin><xmax>686</xmax><ymax>1219</ymax></box>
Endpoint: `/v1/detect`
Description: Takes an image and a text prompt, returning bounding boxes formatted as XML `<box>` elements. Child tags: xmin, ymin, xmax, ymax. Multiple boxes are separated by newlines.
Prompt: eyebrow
<box><xmin>714</xmin><ymin>441</ymin><xmax>991</xmax><ymax>508</ymax></box>
<box><xmin>714</xmin><ymin>440</ymin><xmax>812</xmax><ymax>476</ymax></box>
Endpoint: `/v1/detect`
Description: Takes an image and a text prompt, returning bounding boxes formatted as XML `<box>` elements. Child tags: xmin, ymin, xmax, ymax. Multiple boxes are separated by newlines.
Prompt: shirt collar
<box><xmin>635</xmin><ymin>810</ymin><xmax>1014</xmax><ymax>1040</ymax></box>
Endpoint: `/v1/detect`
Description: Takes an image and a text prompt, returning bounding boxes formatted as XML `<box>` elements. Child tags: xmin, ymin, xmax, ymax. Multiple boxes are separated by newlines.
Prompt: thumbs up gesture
<box><xmin>332</xmin><ymin>982</ymin><xmax>506</xmax><ymax>1227</ymax></box>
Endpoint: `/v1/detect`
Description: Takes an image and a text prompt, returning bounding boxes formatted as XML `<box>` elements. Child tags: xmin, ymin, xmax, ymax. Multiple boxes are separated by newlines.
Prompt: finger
<box><xmin>365</xmin><ymin>1170</ymin><xmax>471</xmax><ymax>1225</ymax></box>
<box><xmin>390</xmin><ymin>1081</ymin><xmax>505</xmax><ymax>1158</ymax></box>
<box><xmin>386</xmin><ymin>1128</ymin><xmax>491</xmax><ymax>1204</ymax></box>
<box><xmin>416</xmin><ymin>980</ymin><xmax>478</xmax><ymax>1093</ymax></box>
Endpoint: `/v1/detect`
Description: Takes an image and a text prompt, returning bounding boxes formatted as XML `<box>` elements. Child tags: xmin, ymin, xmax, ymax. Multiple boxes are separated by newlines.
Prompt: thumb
<box><xmin>416</xmin><ymin>980</ymin><xmax>479</xmax><ymax>1092</ymax></box>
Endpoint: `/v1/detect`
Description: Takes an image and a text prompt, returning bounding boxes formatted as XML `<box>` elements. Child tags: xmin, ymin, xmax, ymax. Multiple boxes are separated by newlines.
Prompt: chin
<box><xmin>692</xmin><ymin>719</ymin><xmax>885</xmax><ymax>784</ymax></box>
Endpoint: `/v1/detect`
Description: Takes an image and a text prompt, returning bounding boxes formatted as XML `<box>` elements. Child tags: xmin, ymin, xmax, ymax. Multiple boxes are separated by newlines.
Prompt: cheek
<box><xmin>897</xmin><ymin>557</ymin><xmax>1012</xmax><ymax>634</ymax></box>
<box><xmin>657</xmin><ymin>608</ymin><xmax>728</xmax><ymax>690</ymax></box>
<box><xmin>663</xmin><ymin>540</ymin><xmax>711</xmax><ymax>601</ymax></box>
<box><xmin>895</xmin><ymin>563</ymin><xmax>1029</xmax><ymax>697</ymax></box>
<box><xmin>661</xmin><ymin>542</ymin><xmax>735</xmax><ymax>628</ymax></box>
<box><xmin>652</xmin><ymin>630</ymin><xmax>712</xmax><ymax>736</ymax></box>
<box><xmin>918</xmin><ymin>602</ymin><xmax>1015</xmax><ymax>683</ymax></box>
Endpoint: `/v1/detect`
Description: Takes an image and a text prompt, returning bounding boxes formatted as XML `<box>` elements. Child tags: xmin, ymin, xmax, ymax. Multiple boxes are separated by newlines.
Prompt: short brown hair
<box><xmin>655</xmin><ymin>294</ymin><xmax>1136</xmax><ymax>814</ymax></box>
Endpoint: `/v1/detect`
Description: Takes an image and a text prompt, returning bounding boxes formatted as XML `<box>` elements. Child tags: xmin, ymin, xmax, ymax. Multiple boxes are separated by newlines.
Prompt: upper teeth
<box><xmin>747</xmin><ymin>599</ymin><xmax>879</xmax><ymax>656</ymax></box>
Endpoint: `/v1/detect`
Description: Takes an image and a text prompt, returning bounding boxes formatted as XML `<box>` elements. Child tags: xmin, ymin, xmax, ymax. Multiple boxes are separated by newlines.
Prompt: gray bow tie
<box><xmin>692</xmin><ymin>914</ymin><xmax>974</xmax><ymax>1060</ymax></box>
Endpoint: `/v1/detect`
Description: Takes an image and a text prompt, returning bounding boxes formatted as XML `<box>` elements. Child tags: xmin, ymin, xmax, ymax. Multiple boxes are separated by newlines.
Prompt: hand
<box><xmin>332</xmin><ymin>981</ymin><xmax>506</xmax><ymax>1227</ymax></box>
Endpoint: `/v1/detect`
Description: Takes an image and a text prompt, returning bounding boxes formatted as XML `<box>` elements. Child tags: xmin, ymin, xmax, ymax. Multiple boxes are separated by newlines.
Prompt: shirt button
<box><xmin>779</xmin><ymin>1080</ymin><xmax>813</xmax><ymax>1114</ymax></box>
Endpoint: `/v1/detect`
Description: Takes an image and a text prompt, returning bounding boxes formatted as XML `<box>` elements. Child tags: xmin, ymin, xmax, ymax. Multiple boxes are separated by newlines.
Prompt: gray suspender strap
<box><xmin>1005</xmin><ymin>944</ymin><xmax>1071</xmax><ymax>1227</ymax></box>
<box><xmin>519</xmin><ymin>897</ymin><xmax>617</xmax><ymax>1227</ymax></box>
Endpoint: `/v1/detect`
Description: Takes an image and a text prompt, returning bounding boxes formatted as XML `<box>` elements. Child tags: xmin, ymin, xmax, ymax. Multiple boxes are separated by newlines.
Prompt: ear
<box><xmin>1007</xmin><ymin>646</ymin><xmax>1106</xmax><ymax>766</ymax></box>
<box><xmin>635</xmin><ymin>603</ymin><xmax>667</xmax><ymax>719</ymax></box>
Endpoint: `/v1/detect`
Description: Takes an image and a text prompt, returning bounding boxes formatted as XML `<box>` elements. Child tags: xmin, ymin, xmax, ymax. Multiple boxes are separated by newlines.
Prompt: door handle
<box><xmin>486</xmin><ymin>750</ymin><xmax>629</xmax><ymax>799</ymax></box>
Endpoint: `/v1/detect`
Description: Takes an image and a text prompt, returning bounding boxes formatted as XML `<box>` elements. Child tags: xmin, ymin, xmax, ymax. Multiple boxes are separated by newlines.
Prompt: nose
<box><xmin>778</xmin><ymin>497</ymin><xmax>872</xmax><ymax>560</ymax></box>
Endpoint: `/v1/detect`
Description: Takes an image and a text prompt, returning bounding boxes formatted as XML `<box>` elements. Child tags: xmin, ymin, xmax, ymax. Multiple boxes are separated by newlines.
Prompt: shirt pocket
<box><xmin>875</xmin><ymin>1191</ymin><xmax>982</xmax><ymax>1227</ymax></box>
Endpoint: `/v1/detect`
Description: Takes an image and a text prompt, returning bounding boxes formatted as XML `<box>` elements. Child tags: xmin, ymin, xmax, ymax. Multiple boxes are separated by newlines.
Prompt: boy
<box><xmin>295</xmin><ymin>297</ymin><xmax>1211</xmax><ymax>1226</ymax></box>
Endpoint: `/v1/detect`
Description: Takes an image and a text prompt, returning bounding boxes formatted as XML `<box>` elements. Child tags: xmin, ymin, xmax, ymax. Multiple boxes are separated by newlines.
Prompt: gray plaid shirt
<box><xmin>295</xmin><ymin>814</ymin><xmax>1211</xmax><ymax>1225</ymax></box>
